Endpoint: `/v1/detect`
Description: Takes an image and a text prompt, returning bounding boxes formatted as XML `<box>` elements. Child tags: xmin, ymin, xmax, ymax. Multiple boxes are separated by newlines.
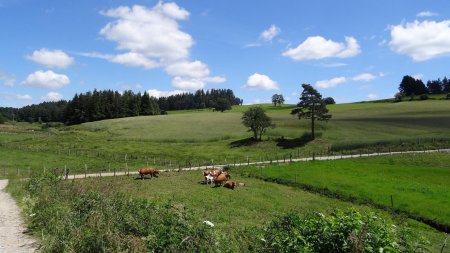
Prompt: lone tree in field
<box><xmin>271</xmin><ymin>94</ymin><xmax>285</xmax><ymax>106</ymax></box>
<box><xmin>242</xmin><ymin>106</ymin><xmax>274</xmax><ymax>141</ymax></box>
<box><xmin>291</xmin><ymin>84</ymin><xmax>331</xmax><ymax>140</ymax></box>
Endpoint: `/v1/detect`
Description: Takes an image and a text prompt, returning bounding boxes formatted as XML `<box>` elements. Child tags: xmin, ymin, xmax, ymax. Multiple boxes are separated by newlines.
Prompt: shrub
<box><xmin>259</xmin><ymin>210</ymin><xmax>429</xmax><ymax>253</ymax></box>
<box><xmin>419</xmin><ymin>94</ymin><xmax>428</xmax><ymax>100</ymax></box>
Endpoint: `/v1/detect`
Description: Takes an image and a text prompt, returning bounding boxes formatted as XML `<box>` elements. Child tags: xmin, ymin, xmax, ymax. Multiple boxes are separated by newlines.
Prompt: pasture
<box><xmin>6</xmin><ymin>169</ymin><xmax>449</xmax><ymax>252</ymax></box>
<box><xmin>0</xmin><ymin>100</ymin><xmax>449</xmax><ymax>177</ymax></box>
<box><xmin>238</xmin><ymin>153</ymin><xmax>450</xmax><ymax>229</ymax></box>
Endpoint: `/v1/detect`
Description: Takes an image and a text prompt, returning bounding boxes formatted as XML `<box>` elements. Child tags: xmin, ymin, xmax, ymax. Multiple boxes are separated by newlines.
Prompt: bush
<box><xmin>419</xmin><ymin>94</ymin><xmax>428</xmax><ymax>100</ymax></box>
<box><xmin>23</xmin><ymin>173</ymin><xmax>220</xmax><ymax>252</ymax></box>
<box><xmin>259</xmin><ymin>210</ymin><xmax>429</xmax><ymax>253</ymax></box>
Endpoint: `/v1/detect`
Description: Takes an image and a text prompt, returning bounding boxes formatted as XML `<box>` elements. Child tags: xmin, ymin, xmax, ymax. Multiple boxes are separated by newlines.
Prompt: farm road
<box><xmin>66</xmin><ymin>148</ymin><xmax>450</xmax><ymax>180</ymax></box>
<box><xmin>0</xmin><ymin>180</ymin><xmax>38</xmax><ymax>253</ymax></box>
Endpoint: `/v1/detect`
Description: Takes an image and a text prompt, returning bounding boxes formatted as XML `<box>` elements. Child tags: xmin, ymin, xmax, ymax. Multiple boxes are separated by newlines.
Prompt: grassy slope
<box><xmin>239</xmin><ymin>153</ymin><xmax>450</xmax><ymax>227</ymax></box>
<box><xmin>0</xmin><ymin>100</ymin><xmax>449</xmax><ymax>174</ymax></box>
<box><xmin>54</xmin><ymin>171</ymin><xmax>448</xmax><ymax>252</ymax></box>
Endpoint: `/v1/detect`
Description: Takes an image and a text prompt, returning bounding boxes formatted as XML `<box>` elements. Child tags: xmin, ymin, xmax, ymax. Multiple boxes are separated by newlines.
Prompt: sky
<box><xmin>1</xmin><ymin>0</ymin><xmax>450</xmax><ymax>107</ymax></box>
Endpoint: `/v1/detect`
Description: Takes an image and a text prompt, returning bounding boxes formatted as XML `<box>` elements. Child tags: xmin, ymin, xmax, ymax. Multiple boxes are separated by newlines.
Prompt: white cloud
<box><xmin>0</xmin><ymin>71</ymin><xmax>15</xmax><ymax>87</ymax></box>
<box><xmin>23</xmin><ymin>70</ymin><xmax>70</xmax><ymax>89</ymax></box>
<box><xmin>320</xmin><ymin>62</ymin><xmax>347</xmax><ymax>68</ymax></box>
<box><xmin>16</xmin><ymin>94</ymin><xmax>33</xmax><ymax>100</ymax></box>
<box><xmin>260</xmin><ymin>24</ymin><xmax>280</xmax><ymax>42</ymax></box>
<box><xmin>282</xmin><ymin>36</ymin><xmax>361</xmax><ymax>61</ymax></box>
<box><xmin>316</xmin><ymin>77</ymin><xmax>347</xmax><ymax>88</ymax></box>
<box><xmin>146</xmin><ymin>89</ymin><xmax>185</xmax><ymax>98</ymax></box>
<box><xmin>316</xmin><ymin>72</ymin><xmax>381</xmax><ymax>89</ymax></box>
<box><xmin>41</xmin><ymin>92</ymin><xmax>63</xmax><ymax>101</ymax></box>
<box><xmin>96</xmin><ymin>3</ymin><xmax>222</xmax><ymax>90</ymax></box>
<box><xmin>389</xmin><ymin>20</ymin><xmax>450</xmax><ymax>61</ymax></box>
<box><xmin>166</xmin><ymin>60</ymin><xmax>225</xmax><ymax>90</ymax></box>
<box><xmin>244</xmin><ymin>73</ymin><xmax>279</xmax><ymax>90</ymax></box>
<box><xmin>417</xmin><ymin>11</ymin><xmax>438</xmax><ymax>17</ymax></box>
<box><xmin>26</xmin><ymin>48</ymin><xmax>74</xmax><ymax>68</ymax></box>
<box><xmin>111</xmin><ymin>52</ymin><xmax>159</xmax><ymax>69</ymax></box>
<box><xmin>367</xmin><ymin>93</ymin><xmax>379</xmax><ymax>100</ymax></box>
<box><xmin>352</xmin><ymin>73</ymin><xmax>376</xmax><ymax>82</ymax></box>
<box><xmin>100</xmin><ymin>4</ymin><xmax>192</xmax><ymax>65</ymax></box>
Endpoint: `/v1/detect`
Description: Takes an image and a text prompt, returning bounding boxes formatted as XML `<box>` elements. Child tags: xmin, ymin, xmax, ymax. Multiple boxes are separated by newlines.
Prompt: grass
<box><xmin>7</xmin><ymin>170</ymin><xmax>448</xmax><ymax>252</ymax></box>
<box><xmin>0</xmin><ymin>99</ymin><xmax>449</xmax><ymax>177</ymax></box>
<box><xmin>237</xmin><ymin>153</ymin><xmax>450</xmax><ymax>229</ymax></box>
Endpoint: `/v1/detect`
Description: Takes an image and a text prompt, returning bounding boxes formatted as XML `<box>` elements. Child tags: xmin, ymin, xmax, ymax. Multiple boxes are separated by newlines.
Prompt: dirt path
<box><xmin>0</xmin><ymin>180</ymin><xmax>38</xmax><ymax>253</ymax></box>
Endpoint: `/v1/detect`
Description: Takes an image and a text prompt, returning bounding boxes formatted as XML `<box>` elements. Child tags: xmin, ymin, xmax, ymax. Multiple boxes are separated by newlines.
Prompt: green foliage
<box><xmin>323</xmin><ymin>97</ymin><xmax>336</xmax><ymax>105</ymax></box>
<box><xmin>271</xmin><ymin>94</ymin><xmax>285</xmax><ymax>106</ymax></box>
<box><xmin>0</xmin><ymin>113</ymin><xmax>6</xmax><ymax>124</ymax></box>
<box><xmin>420</xmin><ymin>94</ymin><xmax>429</xmax><ymax>100</ymax></box>
<box><xmin>260</xmin><ymin>210</ymin><xmax>429</xmax><ymax>253</ymax></box>
<box><xmin>291</xmin><ymin>84</ymin><xmax>332</xmax><ymax>140</ymax></box>
<box><xmin>22</xmin><ymin>173</ymin><xmax>219</xmax><ymax>252</ymax></box>
<box><xmin>213</xmin><ymin>97</ymin><xmax>232</xmax><ymax>112</ymax></box>
<box><xmin>399</xmin><ymin>75</ymin><xmax>427</xmax><ymax>96</ymax></box>
<box><xmin>242</xmin><ymin>106</ymin><xmax>274</xmax><ymax>141</ymax></box>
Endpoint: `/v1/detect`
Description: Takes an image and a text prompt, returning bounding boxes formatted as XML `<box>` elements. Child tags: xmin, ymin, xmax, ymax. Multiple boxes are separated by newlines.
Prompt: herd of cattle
<box><xmin>138</xmin><ymin>167</ymin><xmax>246</xmax><ymax>190</ymax></box>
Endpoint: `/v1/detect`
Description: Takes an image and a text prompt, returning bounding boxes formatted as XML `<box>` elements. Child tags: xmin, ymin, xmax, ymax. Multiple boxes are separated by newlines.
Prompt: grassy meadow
<box><xmin>238</xmin><ymin>153</ymin><xmax>450</xmax><ymax>228</ymax></box>
<box><xmin>7</xmin><ymin>169</ymin><xmax>449</xmax><ymax>252</ymax></box>
<box><xmin>0</xmin><ymin>99</ymin><xmax>449</xmax><ymax>176</ymax></box>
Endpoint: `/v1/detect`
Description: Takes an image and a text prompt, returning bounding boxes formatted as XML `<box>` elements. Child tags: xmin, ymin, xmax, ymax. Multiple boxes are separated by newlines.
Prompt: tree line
<box><xmin>398</xmin><ymin>75</ymin><xmax>450</xmax><ymax>99</ymax></box>
<box><xmin>0</xmin><ymin>89</ymin><xmax>243</xmax><ymax>125</ymax></box>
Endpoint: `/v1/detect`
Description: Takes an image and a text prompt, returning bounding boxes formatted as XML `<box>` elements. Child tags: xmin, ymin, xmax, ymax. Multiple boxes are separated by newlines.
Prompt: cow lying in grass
<box><xmin>223</xmin><ymin>181</ymin><xmax>236</xmax><ymax>190</ymax></box>
<box><xmin>138</xmin><ymin>167</ymin><xmax>160</xmax><ymax>179</ymax></box>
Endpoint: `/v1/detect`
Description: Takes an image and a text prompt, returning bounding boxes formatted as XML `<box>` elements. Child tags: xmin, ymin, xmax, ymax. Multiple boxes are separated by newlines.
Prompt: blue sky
<box><xmin>1</xmin><ymin>0</ymin><xmax>450</xmax><ymax>107</ymax></box>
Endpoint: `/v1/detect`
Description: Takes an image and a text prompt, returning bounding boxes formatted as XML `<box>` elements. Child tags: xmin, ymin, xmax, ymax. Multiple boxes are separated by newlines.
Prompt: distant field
<box><xmin>238</xmin><ymin>153</ymin><xmax>450</xmax><ymax>228</ymax></box>
<box><xmin>0</xmin><ymin>100</ymin><xmax>449</xmax><ymax>174</ymax></box>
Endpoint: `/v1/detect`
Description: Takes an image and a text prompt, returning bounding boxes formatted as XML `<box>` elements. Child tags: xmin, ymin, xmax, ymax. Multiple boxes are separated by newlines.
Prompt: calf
<box><xmin>223</xmin><ymin>181</ymin><xmax>236</xmax><ymax>190</ymax></box>
<box><xmin>213</xmin><ymin>173</ymin><xmax>228</xmax><ymax>186</ymax></box>
<box><xmin>138</xmin><ymin>167</ymin><xmax>160</xmax><ymax>179</ymax></box>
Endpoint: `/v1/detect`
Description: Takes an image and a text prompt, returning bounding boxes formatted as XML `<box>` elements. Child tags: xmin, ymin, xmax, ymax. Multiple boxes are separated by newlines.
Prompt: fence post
<box><xmin>290</xmin><ymin>153</ymin><xmax>292</xmax><ymax>162</ymax></box>
<box><xmin>64</xmin><ymin>165</ymin><xmax>68</xmax><ymax>180</ymax></box>
<box><xmin>247</xmin><ymin>156</ymin><xmax>249</xmax><ymax>166</ymax></box>
<box><xmin>390</xmin><ymin>195</ymin><xmax>394</xmax><ymax>208</ymax></box>
<box><xmin>312</xmin><ymin>152</ymin><xmax>315</xmax><ymax>161</ymax></box>
<box><xmin>114</xmin><ymin>167</ymin><xmax>116</xmax><ymax>177</ymax></box>
<box><xmin>85</xmin><ymin>164</ymin><xmax>87</xmax><ymax>178</ymax></box>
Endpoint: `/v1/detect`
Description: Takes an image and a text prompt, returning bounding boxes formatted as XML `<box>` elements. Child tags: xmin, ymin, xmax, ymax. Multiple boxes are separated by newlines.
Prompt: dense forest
<box><xmin>0</xmin><ymin>89</ymin><xmax>243</xmax><ymax>125</ymax></box>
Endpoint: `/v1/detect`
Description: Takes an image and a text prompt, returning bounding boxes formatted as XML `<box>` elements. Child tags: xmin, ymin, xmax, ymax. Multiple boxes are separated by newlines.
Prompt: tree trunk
<box><xmin>253</xmin><ymin>129</ymin><xmax>258</xmax><ymax>140</ymax></box>
<box><xmin>311</xmin><ymin>106</ymin><xmax>315</xmax><ymax>140</ymax></box>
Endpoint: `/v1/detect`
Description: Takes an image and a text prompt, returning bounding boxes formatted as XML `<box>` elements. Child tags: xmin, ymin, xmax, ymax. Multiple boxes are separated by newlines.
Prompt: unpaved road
<box><xmin>0</xmin><ymin>180</ymin><xmax>37</xmax><ymax>253</ymax></box>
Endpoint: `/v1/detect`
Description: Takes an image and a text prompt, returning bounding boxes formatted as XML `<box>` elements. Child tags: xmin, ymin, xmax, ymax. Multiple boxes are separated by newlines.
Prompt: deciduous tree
<box><xmin>242</xmin><ymin>106</ymin><xmax>274</xmax><ymax>141</ymax></box>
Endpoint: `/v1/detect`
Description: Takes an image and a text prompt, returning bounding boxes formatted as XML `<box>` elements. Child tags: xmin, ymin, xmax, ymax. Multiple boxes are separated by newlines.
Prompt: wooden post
<box><xmin>313</xmin><ymin>152</ymin><xmax>315</xmax><ymax>161</ymax></box>
<box><xmin>64</xmin><ymin>165</ymin><xmax>67</xmax><ymax>180</ymax></box>
<box><xmin>290</xmin><ymin>153</ymin><xmax>292</xmax><ymax>162</ymax></box>
<box><xmin>114</xmin><ymin>167</ymin><xmax>116</xmax><ymax>177</ymax></box>
<box><xmin>85</xmin><ymin>164</ymin><xmax>87</xmax><ymax>178</ymax></box>
<box><xmin>390</xmin><ymin>195</ymin><xmax>394</xmax><ymax>208</ymax></box>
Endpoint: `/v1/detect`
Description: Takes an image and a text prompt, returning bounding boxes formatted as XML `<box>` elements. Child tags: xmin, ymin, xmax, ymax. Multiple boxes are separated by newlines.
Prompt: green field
<box><xmin>238</xmin><ymin>153</ymin><xmax>450</xmax><ymax>228</ymax></box>
<box><xmin>7</xmin><ymin>169</ymin><xmax>449</xmax><ymax>252</ymax></box>
<box><xmin>0</xmin><ymin>100</ymin><xmax>449</xmax><ymax>176</ymax></box>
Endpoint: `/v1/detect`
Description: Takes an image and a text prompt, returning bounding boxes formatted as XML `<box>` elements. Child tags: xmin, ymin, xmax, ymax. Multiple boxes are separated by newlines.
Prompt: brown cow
<box><xmin>236</xmin><ymin>182</ymin><xmax>246</xmax><ymax>187</ymax></box>
<box><xmin>213</xmin><ymin>173</ymin><xmax>228</xmax><ymax>186</ymax></box>
<box><xmin>223</xmin><ymin>181</ymin><xmax>236</xmax><ymax>190</ymax></box>
<box><xmin>138</xmin><ymin>167</ymin><xmax>160</xmax><ymax>179</ymax></box>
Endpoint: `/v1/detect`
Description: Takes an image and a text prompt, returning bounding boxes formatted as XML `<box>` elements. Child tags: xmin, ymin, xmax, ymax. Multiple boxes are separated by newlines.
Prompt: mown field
<box><xmin>238</xmin><ymin>153</ymin><xmax>450</xmax><ymax>229</ymax></box>
<box><xmin>0</xmin><ymin>100</ymin><xmax>449</xmax><ymax>176</ymax></box>
<box><xmin>6</xmin><ymin>168</ymin><xmax>449</xmax><ymax>252</ymax></box>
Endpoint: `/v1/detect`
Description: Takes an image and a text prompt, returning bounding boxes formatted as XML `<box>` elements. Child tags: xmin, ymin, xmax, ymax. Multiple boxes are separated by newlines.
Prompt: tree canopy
<box><xmin>242</xmin><ymin>106</ymin><xmax>274</xmax><ymax>141</ymax></box>
<box><xmin>291</xmin><ymin>84</ymin><xmax>331</xmax><ymax>140</ymax></box>
<box><xmin>399</xmin><ymin>75</ymin><xmax>427</xmax><ymax>96</ymax></box>
<box><xmin>271</xmin><ymin>94</ymin><xmax>285</xmax><ymax>106</ymax></box>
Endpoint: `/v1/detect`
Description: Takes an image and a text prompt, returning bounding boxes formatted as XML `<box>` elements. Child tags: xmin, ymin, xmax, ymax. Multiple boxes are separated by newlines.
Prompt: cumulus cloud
<box><xmin>316</xmin><ymin>77</ymin><xmax>347</xmax><ymax>88</ymax></box>
<box><xmin>389</xmin><ymin>20</ymin><xmax>450</xmax><ymax>61</ymax></box>
<box><xmin>417</xmin><ymin>11</ymin><xmax>438</xmax><ymax>17</ymax></box>
<box><xmin>26</xmin><ymin>48</ymin><xmax>74</xmax><ymax>68</ymax></box>
<box><xmin>100</xmin><ymin>4</ymin><xmax>192</xmax><ymax>65</ymax></box>
<box><xmin>41</xmin><ymin>92</ymin><xmax>63</xmax><ymax>101</ymax></box>
<box><xmin>16</xmin><ymin>94</ymin><xmax>33</xmax><ymax>100</ymax></box>
<box><xmin>244</xmin><ymin>73</ymin><xmax>279</xmax><ymax>90</ymax></box>
<box><xmin>23</xmin><ymin>70</ymin><xmax>70</xmax><ymax>89</ymax></box>
<box><xmin>166</xmin><ymin>60</ymin><xmax>225</xmax><ymax>90</ymax></box>
<box><xmin>93</xmin><ymin>3</ymin><xmax>223</xmax><ymax>90</ymax></box>
<box><xmin>282</xmin><ymin>36</ymin><xmax>361</xmax><ymax>61</ymax></box>
<box><xmin>146</xmin><ymin>89</ymin><xmax>185</xmax><ymax>98</ymax></box>
<box><xmin>316</xmin><ymin>72</ymin><xmax>381</xmax><ymax>89</ymax></box>
<box><xmin>0</xmin><ymin>71</ymin><xmax>16</xmax><ymax>86</ymax></box>
<box><xmin>260</xmin><ymin>24</ymin><xmax>280</xmax><ymax>42</ymax></box>
<box><xmin>352</xmin><ymin>73</ymin><xmax>377</xmax><ymax>81</ymax></box>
